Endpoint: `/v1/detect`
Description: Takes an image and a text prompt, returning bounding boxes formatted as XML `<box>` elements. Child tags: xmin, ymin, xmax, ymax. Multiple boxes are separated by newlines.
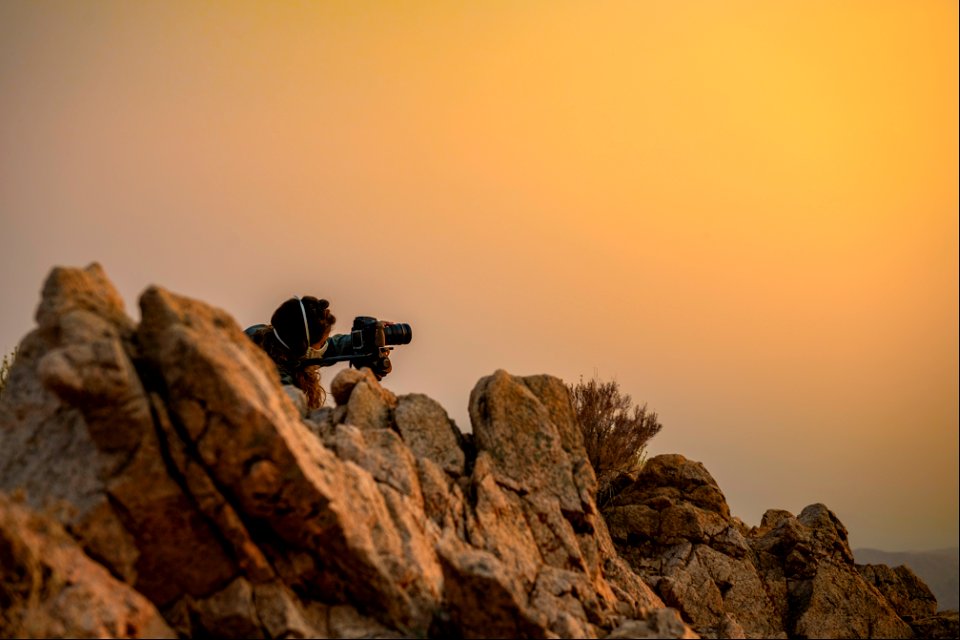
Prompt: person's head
<box><xmin>270</xmin><ymin>296</ymin><xmax>336</xmax><ymax>357</ymax></box>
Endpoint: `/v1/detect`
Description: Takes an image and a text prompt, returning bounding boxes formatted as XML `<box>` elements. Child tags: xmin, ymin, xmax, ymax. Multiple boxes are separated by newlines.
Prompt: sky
<box><xmin>1</xmin><ymin>1</ymin><xmax>956</xmax><ymax>553</ymax></box>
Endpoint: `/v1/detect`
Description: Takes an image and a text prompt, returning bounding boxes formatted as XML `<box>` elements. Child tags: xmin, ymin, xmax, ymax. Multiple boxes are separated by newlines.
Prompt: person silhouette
<box><xmin>244</xmin><ymin>296</ymin><xmax>346</xmax><ymax>409</ymax></box>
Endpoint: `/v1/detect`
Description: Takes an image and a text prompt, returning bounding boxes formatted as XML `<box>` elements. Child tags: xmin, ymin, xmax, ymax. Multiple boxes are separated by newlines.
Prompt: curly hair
<box><xmin>253</xmin><ymin>296</ymin><xmax>337</xmax><ymax>410</ymax></box>
<box><xmin>295</xmin><ymin>365</ymin><xmax>326</xmax><ymax>410</ymax></box>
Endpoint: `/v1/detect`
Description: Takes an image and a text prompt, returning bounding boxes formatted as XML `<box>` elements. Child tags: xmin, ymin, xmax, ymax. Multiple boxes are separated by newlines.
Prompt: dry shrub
<box><xmin>568</xmin><ymin>376</ymin><xmax>662</xmax><ymax>506</ymax></box>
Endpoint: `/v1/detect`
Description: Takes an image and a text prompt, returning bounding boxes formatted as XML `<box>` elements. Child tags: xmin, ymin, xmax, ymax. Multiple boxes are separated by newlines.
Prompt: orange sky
<box><xmin>1</xmin><ymin>1</ymin><xmax>957</xmax><ymax>552</ymax></box>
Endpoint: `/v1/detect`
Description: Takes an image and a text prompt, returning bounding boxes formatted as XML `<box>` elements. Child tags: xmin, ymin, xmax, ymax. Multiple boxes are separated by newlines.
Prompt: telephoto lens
<box><xmin>383</xmin><ymin>323</ymin><xmax>412</xmax><ymax>345</ymax></box>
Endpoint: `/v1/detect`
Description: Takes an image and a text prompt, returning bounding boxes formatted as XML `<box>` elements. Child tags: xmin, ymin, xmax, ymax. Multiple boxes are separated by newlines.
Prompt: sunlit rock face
<box><xmin>0</xmin><ymin>263</ymin><xmax>680</xmax><ymax>639</ymax></box>
<box><xmin>604</xmin><ymin>454</ymin><xmax>785</xmax><ymax>639</ymax></box>
<box><xmin>603</xmin><ymin>454</ymin><xmax>958</xmax><ymax>639</ymax></box>
<box><xmin>0</xmin><ymin>493</ymin><xmax>174</xmax><ymax>639</ymax></box>
<box><xmin>0</xmin><ymin>263</ymin><xmax>952</xmax><ymax>639</ymax></box>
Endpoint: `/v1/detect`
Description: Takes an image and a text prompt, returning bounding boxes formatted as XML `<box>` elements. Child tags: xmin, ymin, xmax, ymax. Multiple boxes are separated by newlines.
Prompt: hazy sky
<box><xmin>1</xmin><ymin>1</ymin><xmax>956</xmax><ymax>552</ymax></box>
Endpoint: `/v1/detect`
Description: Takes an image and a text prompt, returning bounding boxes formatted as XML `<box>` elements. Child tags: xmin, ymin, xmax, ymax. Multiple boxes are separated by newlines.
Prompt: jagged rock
<box><xmin>328</xmin><ymin>603</ymin><xmax>403</xmax><ymax>638</ymax></box>
<box><xmin>136</xmin><ymin>285</ymin><xmax>444</xmax><ymax>632</ymax></box>
<box><xmin>0</xmin><ymin>265</ymin><xmax>237</xmax><ymax>602</ymax></box>
<box><xmin>604</xmin><ymin>455</ymin><xmax>781</xmax><ymax>639</ymax></box>
<box><xmin>857</xmin><ymin>562</ymin><xmax>938</xmax><ymax>620</ymax></box>
<box><xmin>331</xmin><ymin>367</ymin><xmax>398</xmax><ymax>430</ymax></box>
<box><xmin>188</xmin><ymin>577</ymin><xmax>263</xmax><ymax>638</ymax></box>
<box><xmin>909</xmin><ymin>610</ymin><xmax>960</xmax><ymax>639</ymax></box>
<box><xmin>283</xmin><ymin>384</ymin><xmax>308</xmax><ymax>417</ymax></box>
<box><xmin>436</xmin><ymin>533</ymin><xmax>551</xmax><ymax>639</ymax></box>
<box><xmin>0</xmin><ymin>267</ymin><xmax>444</xmax><ymax>635</ymax></box>
<box><xmin>327</xmin><ymin>424</ymin><xmax>423</xmax><ymax>501</ymax></box>
<box><xmin>252</xmin><ymin>582</ymin><xmax>329</xmax><ymax>639</ymax></box>
<box><xmin>462</xmin><ymin>370</ymin><xmax>668</xmax><ymax>636</ymax></box>
<box><xmin>416</xmin><ymin>457</ymin><xmax>470</xmax><ymax>544</ymax></box>
<box><xmin>4</xmin><ymin>263</ymin><xmax>930</xmax><ymax>639</ymax></box>
<box><xmin>330</xmin><ymin>367</ymin><xmax>367</xmax><ymax>406</ymax></box>
<box><xmin>0</xmin><ymin>492</ymin><xmax>174</xmax><ymax>639</ymax></box>
<box><xmin>752</xmin><ymin>504</ymin><xmax>913</xmax><ymax>639</ymax></box>
<box><xmin>791</xmin><ymin>566</ymin><xmax>909</xmax><ymax>638</ymax></box>
<box><xmin>607</xmin><ymin>608</ymin><xmax>700</xmax><ymax>639</ymax></box>
<box><xmin>395</xmin><ymin>393</ymin><xmax>466</xmax><ymax>475</ymax></box>
<box><xmin>2</xmin><ymin>265</ymin><xmax>682</xmax><ymax>638</ymax></box>
<box><xmin>304</xmin><ymin>405</ymin><xmax>338</xmax><ymax>444</ymax></box>
<box><xmin>0</xmin><ymin>266</ymin><xmax>128</xmax><ymax>541</ymax></box>
<box><xmin>159</xmin><ymin>578</ymin><xmax>330</xmax><ymax>638</ymax></box>
<box><xmin>604</xmin><ymin>453</ymin><xmax>923</xmax><ymax>639</ymax></box>
<box><xmin>470</xmin><ymin>370</ymin><xmax>583</xmax><ymax>513</ymax></box>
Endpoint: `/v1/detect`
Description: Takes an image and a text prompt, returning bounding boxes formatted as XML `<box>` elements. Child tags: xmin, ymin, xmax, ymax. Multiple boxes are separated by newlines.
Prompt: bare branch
<box><xmin>568</xmin><ymin>376</ymin><xmax>662</xmax><ymax>507</ymax></box>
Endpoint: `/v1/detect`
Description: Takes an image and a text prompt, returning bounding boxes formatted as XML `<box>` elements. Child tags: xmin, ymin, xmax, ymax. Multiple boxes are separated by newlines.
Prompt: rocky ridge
<box><xmin>602</xmin><ymin>455</ymin><xmax>956</xmax><ymax>638</ymax></box>
<box><xmin>0</xmin><ymin>263</ymin><xmax>955</xmax><ymax>639</ymax></box>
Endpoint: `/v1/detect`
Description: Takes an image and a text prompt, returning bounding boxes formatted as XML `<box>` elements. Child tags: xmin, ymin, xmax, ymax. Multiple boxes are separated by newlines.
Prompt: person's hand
<box><xmin>369</xmin><ymin>356</ymin><xmax>392</xmax><ymax>380</ymax></box>
<box><xmin>354</xmin><ymin>355</ymin><xmax>392</xmax><ymax>380</ymax></box>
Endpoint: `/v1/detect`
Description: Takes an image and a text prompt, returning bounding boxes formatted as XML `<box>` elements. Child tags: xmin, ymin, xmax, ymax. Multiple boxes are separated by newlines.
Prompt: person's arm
<box><xmin>324</xmin><ymin>333</ymin><xmax>353</xmax><ymax>358</ymax></box>
<box><xmin>276</xmin><ymin>366</ymin><xmax>296</xmax><ymax>386</ymax></box>
<box><xmin>246</xmin><ymin>324</ymin><xmax>297</xmax><ymax>385</ymax></box>
<box><xmin>324</xmin><ymin>333</ymin><xmax>391</xmax><ymax>379</ymax></box>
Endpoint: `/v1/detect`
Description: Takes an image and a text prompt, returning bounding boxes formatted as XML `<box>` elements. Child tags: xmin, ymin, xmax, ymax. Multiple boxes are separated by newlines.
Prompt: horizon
<box><xmin>855</xmin><ymin>546</ymin><xmax>959</xmax><ymax>555</ymax></box>
<box><xmin>1</xmin><ymin>1</ymin><xmax>957</xmax><ymax>553</ymax></box>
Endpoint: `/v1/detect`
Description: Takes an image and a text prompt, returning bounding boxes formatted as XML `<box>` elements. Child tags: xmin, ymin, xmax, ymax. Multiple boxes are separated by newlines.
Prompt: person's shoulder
<box><xmin>244</xmin><ymin>324</ymin><xmax>268</xmax><ymax>340</ymax></box>
<box><xmin>326</xmin><ymin>333</ymin><xmax>352</xmax><ymax>356</ymax></box>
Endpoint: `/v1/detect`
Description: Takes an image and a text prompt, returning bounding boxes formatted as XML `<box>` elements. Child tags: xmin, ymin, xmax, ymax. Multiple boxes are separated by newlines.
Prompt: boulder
<box><xmin>135</xmin><ymin>285</ymin><xmax>443</xmax><ymax>633</ymax></box>
<box><xmin>0</xmin><ymin>265</ymin><xmax>237</xmax><ymax>602</ymax></box>
<box><xmin>857</xmin><ymin>564</ymin><xmax>960</xmax><ymax>640</ymax></box>
<box><xmin>461</xmin><ymin>370</ymin><xmax>667</xmax><ymax>636</ymax></box>
<box><xmin>751</xmin><ymin>504</ymin><xmax>913</xmax><ymax>639</ymax></box>
<box><xmin>909</xmin><ymin>610</ymin><xmax>960</xmax><ymax>639</ymax></box>
<box><xmin>0</xmin><ymin>492</ymin><xmax>174</xmax><ymax>639</ymax></box>
<box><xmin>605</xmin><ymin>454</ymin><xmax>922</xmax><ymax>639</ymax></box>
<box><xmin>857</xmin><ymin>563</ymin><xmax>938</xmax><ymax>620</ymax></box>
<box><xmin>7</xmin><ymin>263</ymin><xmax>932</xmax><ymax>639</ymax></box>
<box><xmin>604</xmin><ymin>454</ymin><xmax>782</xmax><ymax>639</ymax></box>
<box><xmin>0</xmin><ymin>264</ymin><xmax>689</xmax><ymax>639</ymax></box>
<box><xmin>329</xmin><ymin>367</ymin><xmax>398</xmax><ymax>430</ymax></box>
<box><xmin>607</xmin><ymin>609</ymin><xmax>701</xmax><ymax>639</ymax></box>
<box><xmin>395</xmin><ymin>393</ymin><xmax>466</xmax><ymax>476</ymax></box>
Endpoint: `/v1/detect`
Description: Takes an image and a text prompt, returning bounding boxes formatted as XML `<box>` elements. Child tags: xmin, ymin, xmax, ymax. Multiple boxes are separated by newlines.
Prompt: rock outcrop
<box><xmin>0</xmin><ymin>263</ymin><xmax>952</xmax><ymax>639</ymax></box>
<box><xmin>604</xmin><ymin>454</ymin><xmax>784</xmax><ymax>639</ymax></box>
<box><xmin>603</xmin><ymin>454</ymin><xmax>957</xmax><ymax>639</ymax></box>
<box><xmin>856</xmin><ymin>563</ymin><xmax>958</xmax><ymax>639</ymax></box>
<box><xmin>0</xmin><ymin>264</ymin><xmax>683</xmax><ymax>639</ymax></box>
<box><xmin>0</xmin><ymin>493</ymin><xmax>174</xmax><ymax>638</ymax></box>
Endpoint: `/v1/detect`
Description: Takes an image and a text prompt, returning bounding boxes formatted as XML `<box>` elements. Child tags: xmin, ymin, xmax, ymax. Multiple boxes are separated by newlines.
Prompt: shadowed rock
<box><xmin>4</xmin><ymin>263</ymin><xmax>943</xmax><ymax>639</ymax></box>
<box><xmin>857</xmin><ymin>562</ymin><xmax>938</xmax><ymax>620</ymax></box>
<box><xmin>0</xmin><ymin>264</ymin><xmax>690</xmax><ymax>639</ymax></box>
<box><xmin>395</xmin><ymin>393</ymin><xmax>466</xmax><ymax>476</ymax></box>
<box><xmin>0</xmin><ymin>493</ymin><xmax>174</xmax><ymax>639</ymax></box>
<box><xmin>603</xmin><ymin>454</ymin><xmax>937</xmax><ymax>639</ymax></box>
<box><xmin>605</xmin><ymin>454</ymin><xmax>782</xmax><ymax>639</ymax></box>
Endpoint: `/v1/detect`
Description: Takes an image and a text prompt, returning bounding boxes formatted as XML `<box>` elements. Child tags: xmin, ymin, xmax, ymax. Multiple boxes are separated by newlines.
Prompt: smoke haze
<box><xmin>1</xmin><ymin>1</ymin><xmax>957</xmax><ymax>552</ymax></box>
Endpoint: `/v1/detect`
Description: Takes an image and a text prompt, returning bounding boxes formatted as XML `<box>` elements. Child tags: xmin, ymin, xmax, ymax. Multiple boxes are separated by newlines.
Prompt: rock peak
<box><xmin>0</xmin><ymin>265</ymin><xmax>954</xmax><ymax>639</ymax></box>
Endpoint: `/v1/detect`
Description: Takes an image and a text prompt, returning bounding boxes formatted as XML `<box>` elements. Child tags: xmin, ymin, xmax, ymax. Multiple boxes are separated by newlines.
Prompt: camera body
<box><xmin>351</xmin><ymin>316</ymin><xmax>412</xmax><ymax>353</ymax></box>
<box><xmin>349</xmin><ymin>316</ymin><xmax>413</xmax><ymax>377</ymax></box>
<box><xmin>302</xmin><ymin>316</ymin><xmax>412</xmax><ymax>379</ymax></box>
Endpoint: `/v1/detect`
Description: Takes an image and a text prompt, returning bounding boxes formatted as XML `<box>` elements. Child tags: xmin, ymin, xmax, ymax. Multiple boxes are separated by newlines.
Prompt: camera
<box><xmin>302</xmin><ymin>316</ymin><xmax>411</xmax><ymax>379</ymax></box>
<box><xmin>347</xmin><ymin>316</ymin><xmax>412</xmax><ymax>378</ymax></box>
<box><xmin>350</xmin><ymin>316</ymin><xmax>412</xmax><ymax>351</ymax></box>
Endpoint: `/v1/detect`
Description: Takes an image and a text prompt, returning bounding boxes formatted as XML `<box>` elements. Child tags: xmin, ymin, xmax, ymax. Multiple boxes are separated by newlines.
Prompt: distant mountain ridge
<box><xmin>855</xmin><ymin>547</ymin><xmax>959</xmax><ymax>610</ymax></box>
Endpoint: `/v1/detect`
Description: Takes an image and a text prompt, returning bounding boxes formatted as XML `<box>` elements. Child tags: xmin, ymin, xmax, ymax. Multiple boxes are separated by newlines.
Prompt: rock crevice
<box><xmin>0</xmin><ymin>264</ymin><xmax>673</xmax><ymax>639</ymax></box>
<box><xmin>0</xmin><ymin>264</ymin><xmax>954</xmax><ymax>639</ymax></box>
<box><xmin>603</xmin><ymin>455</ymin><xmax>955</xmax><ymax>639</ymax></box>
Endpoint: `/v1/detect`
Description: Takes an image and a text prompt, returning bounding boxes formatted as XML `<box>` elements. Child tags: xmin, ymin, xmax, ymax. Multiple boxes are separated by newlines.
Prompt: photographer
<box><xmin>245</xmin><ymin>296</ymin><xmax>391</xmax><ymax>410</ymax></box>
